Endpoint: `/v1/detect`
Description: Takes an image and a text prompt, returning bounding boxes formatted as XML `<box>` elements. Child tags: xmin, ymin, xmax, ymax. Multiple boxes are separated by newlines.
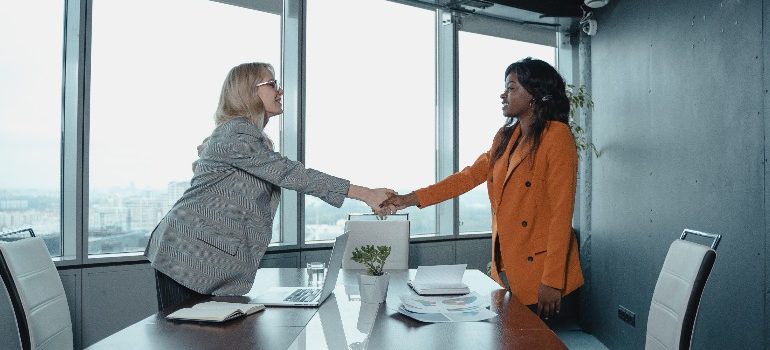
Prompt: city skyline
<box><xmin>0</xmin><ymin>179</ymin><xmax>493</xmax><ymax>256</ymax></box>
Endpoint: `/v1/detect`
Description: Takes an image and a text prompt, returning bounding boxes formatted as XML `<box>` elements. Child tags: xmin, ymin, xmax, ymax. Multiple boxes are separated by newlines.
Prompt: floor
<box><xmin>556</xmin><ymin>329</ymin><xmax>610</xmax><ymax>350</ymax></box>
<box><xmin>544</xmin><ymin>292</ymin><xmax>610</xmax><ymax>349</ymax></box>
<box><xmin>549</xmin><ymin>315</ymin><xmax>609</xmax><ymax>350</ymax></box>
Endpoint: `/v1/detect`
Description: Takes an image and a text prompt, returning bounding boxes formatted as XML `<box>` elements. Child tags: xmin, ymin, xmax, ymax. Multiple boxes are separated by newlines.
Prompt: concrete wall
<box><xmin>587</xmin><ymin>0</ymin><xmax>766</xmax><ymax>348</ymax></box>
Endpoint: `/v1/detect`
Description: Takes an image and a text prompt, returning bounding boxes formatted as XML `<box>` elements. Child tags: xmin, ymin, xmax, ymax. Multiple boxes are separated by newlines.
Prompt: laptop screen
<box><xmin>318</xmin><ymin>233</ymin><xmax>349</xmax><ymax>299</ymax></box>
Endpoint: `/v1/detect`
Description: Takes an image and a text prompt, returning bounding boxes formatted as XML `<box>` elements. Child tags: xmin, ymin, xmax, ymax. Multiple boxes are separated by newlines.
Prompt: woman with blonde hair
<box><xmin>145</xmin><ymin>62</ymin><xmax>393</xmax><ymax>310</ymax></box>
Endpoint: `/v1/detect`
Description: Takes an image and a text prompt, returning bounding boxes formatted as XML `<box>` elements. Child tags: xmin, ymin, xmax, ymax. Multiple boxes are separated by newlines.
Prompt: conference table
<box><xmin>87</xmin><ymin>268</ymin><xmax>567</xmax><ymax>350</ymax></box>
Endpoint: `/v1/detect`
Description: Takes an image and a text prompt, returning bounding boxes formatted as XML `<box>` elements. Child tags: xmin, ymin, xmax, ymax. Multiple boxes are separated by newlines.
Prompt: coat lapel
<box><xmin>491</xmin><ymin>127</ymin><xmax>523</xmax><ymax>210</ymax></box>
<box><xmin>503</xmin><ymin>140</ymin><xmax>529</xmax><ymax>186</ymax></box>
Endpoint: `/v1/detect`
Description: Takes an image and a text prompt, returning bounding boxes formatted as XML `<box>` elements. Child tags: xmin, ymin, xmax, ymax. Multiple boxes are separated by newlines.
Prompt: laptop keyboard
<box><xmin>284</xmin><ymin>288</ymin><xmax>322</xmax><ymax>302</ymax></box>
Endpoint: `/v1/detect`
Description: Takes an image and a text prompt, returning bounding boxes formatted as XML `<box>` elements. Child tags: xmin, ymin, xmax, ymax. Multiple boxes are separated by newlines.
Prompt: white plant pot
<box><xmin>358</xmin><ymin>273</ymin><xmax>390</xmax><ymax>304</ymax></box>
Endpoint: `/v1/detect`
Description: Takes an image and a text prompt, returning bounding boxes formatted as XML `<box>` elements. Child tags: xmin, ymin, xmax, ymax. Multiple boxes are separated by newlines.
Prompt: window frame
<box><xmin>45</xmin><ymin>0</ymin><xmax>571</xmax><ymax>265</ymax></box>
<box><xmin>455</xmin><ymin>16</ymin><xmax>560</xmax><ymax>236</ymax></box>
<box><xmin>300</xmin><ymin>0</ymin><xmax>441</xmax><ymax>246</ymax></box>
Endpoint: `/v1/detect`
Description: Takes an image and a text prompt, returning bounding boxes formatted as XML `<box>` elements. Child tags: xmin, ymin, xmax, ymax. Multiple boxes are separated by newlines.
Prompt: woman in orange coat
<box><xmin>381</xmin><ymin>57</ymin><xmax>583</xmax><ymax>320</ymax></box>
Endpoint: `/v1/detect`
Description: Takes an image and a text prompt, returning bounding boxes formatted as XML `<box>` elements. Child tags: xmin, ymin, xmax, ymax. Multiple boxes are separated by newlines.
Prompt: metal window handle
<box><xmin>680</xmin><ymin>228</ymin><xmax>721</xmax><ymax>250</ymax></box>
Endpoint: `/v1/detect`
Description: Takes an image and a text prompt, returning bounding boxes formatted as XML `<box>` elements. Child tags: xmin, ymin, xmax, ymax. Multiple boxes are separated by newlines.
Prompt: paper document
<box><xmin>397</xmin><ymin>292</ymin><xmax>497</xmax><ymax>323</ymax></box>
<box><xmin>166</xmin><ymin>301</ymin><xmax>265</xmax><ymax>322</ymax></box>
<box><xmin>408</xmin><ymin>264</ymin><xmax>470</xmax><ymax>295</ymax></box>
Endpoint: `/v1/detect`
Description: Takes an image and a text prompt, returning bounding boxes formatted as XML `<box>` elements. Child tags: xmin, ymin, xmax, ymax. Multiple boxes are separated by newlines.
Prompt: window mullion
<box><xmin>60</xmin><ymin>0</ymin><xmax>88</xmax><ymax>265</ymax></box>
<box><xmin>281</xmin><ymin>0</ymin><xmax>303</xmax><ymax>248</ymax></box>
<box><xmin>436</xmin><ymin>9</ymin><xmax>459</xmax><ymax>237</ymax></box>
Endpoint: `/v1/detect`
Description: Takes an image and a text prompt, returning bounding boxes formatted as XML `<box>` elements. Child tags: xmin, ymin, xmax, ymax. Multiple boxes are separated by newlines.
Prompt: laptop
<box><xmin>251</xmin><ymin>233</ymin><xmax>348</xmax><ymax>307</ymax></box>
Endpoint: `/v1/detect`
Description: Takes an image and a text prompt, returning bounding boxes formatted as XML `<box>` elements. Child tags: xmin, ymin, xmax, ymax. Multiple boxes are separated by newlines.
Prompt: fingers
<box><xmin>372</xmin><ymin>205</ymin><xmax>388</xmax><ymax>219</ymax></box>
<box><xmin>371</xmin><ymin>199</ymin><xmax>397</xmax><ymax>218</ymax></box>
<box><xmin>540</xmin><ymin>300</ymin><xmax>560</xmax><ymax>319</ymax></box>
<box><xmin>542</xmin><ymin>302</ymin><xmax>553</xmax><ymax>319</ymax></box>
<box><xmin>536</xmin><ymin>283</ymin><xmax>562</xmax><ymax>320</ymax></box>
<box><xmin>380</xmin><ymin>195</ymin><xmax>403</xmax><ymax>208</ymax></box>
<box><xmin>536</xmin><ymin>302</ymin><xmax>543</xmax><ymax>318</ymax></box>
<box><xmin>368</xmin><ymin>189</ymin><xmax>392</xmax><ymax>211</ymax></box>
<box><xmin>375</xmin><ymin>204</ymin><xmax>398</xmax><ymax>216</ymax></box>
<box><xmin>537</xmin><ymin>300</ymin><xmax>554</xmax><ymax>319</ymax></box>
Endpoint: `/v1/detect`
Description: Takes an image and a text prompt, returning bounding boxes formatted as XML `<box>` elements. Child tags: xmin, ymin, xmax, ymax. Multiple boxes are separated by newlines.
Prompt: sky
<box><xmin>304</xmin><ymin>0</ymin><xmax>436</xmax><ymax>190</ymax></box>
<box><xmin>87</xmin><ymin>0</ymin><xmax>281</xmax><ymax>190</ymax></box>
<box><xmin>0</xmin><ymin>0</ymin><xmax>555</xmax><ymax>193</ymax></box>
<box><xmin>0</xmin><ymin>1</ymin><xmax>65</xmax><ymax>190</ymax></box>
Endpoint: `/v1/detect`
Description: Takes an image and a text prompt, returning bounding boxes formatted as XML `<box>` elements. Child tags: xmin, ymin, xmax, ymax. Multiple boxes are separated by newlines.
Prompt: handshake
<box><xmin>354</xmin><ymin>187</ymin><xmax>420</xmax><ymax>218</ymax></box>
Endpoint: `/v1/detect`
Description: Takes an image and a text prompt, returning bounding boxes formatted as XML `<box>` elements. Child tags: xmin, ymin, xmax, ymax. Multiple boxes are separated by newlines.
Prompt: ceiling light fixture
<box><xmin>584</xmin><ymin>0</ymin><xmax>609</xmax><ymax>8</ymax></box>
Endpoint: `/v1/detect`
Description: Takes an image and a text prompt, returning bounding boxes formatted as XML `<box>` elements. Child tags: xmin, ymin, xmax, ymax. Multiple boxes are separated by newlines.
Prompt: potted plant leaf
<box><xmin>566</xmin><ymin>84</ymin><xmax>600</xmax><ymax>158</ymax></box>
<box><xmin>351</xmin><ymin>244</ymin><xmax>391</xmax><ymax>303</ymax></box>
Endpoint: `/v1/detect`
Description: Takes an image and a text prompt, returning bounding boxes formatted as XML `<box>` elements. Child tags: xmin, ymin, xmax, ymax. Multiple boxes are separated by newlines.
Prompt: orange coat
<box><xmin>415</xmin><ymin>121</ymin><xmax>583</xmax><ymax>305</ymax></box>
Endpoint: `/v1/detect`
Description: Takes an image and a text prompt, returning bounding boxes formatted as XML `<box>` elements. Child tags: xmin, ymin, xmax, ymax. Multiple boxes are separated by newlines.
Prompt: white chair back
<box><xmin>0</xmin><ymin>227</ymin><xmax>35</xmax><ymax>242</ymax></box>
<box><xmin>645</xmin><ymin>229</ymin><xmax>718</xmax><ymax>350</ymax></box>
<box><xmin>0</xmin><ymin>237</ymin><xmax>73</xmax><ymax>350</ymax></box>
<box><xmin>341</xmin><ymin>220</ymin><xmax>410</xmax><ymax>270</ymax></box>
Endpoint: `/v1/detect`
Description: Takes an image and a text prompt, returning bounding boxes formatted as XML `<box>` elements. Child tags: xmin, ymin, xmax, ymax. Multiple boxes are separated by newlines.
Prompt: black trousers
<box><xmin>154</xmin><ymin>270</ymin><xmax>203</xmax><ymax>311</ymax></box>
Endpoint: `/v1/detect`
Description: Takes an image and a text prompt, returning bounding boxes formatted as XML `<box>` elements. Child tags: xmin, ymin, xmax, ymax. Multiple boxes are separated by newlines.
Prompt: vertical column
<box><xmin>557</xmin><ymin>31</ymin><xmax>579</xmax><ymax>226</ymax></box>
<box><xmin>62</xmin><ymin>0</ymin><xmax>87</xmax><ymax>263</ymax></box>
<box><xmin>435</xmin><ymin>9</ymin><xmax>459</xmax><ymax>237</ymax></box>
<box><xmin>280</xmin><ymin>0</ymin><xmax>303</xmax><ymax>246</ymax></box>
<box><xmin>577</xmin><ymin>30</ymin><xmax>593</xmax><ymax>331</ymax></box>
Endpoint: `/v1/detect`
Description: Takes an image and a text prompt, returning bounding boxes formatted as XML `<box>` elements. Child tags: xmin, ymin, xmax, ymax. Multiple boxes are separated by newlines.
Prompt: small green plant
<box><xmin>567</xmin><ymin>84</ymin><xmax>600</xmax><ymax>158</ymax></box>
<box><xmin>351</xmin><ymin>245</ymin><xmax>391</xmax><ymax>276</ymax></box>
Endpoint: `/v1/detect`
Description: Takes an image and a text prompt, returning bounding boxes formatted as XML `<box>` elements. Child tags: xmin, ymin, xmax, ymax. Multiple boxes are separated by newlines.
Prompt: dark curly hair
<box><xmin>491</xmin><ymin>57</ymin><xmax>570</xmax><ymax>164</ymax></box>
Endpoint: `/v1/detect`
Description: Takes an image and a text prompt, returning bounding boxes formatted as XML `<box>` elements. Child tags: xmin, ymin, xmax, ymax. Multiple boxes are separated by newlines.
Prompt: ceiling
<box><xmin>487</xmin><ymin>0</ymin><xmax>584</xmax><ymax>18</ymax></box>
<box><xmin>402</xmin><ymin>0</ymin><xmax>584</xmax><ymax>31</ymax></box>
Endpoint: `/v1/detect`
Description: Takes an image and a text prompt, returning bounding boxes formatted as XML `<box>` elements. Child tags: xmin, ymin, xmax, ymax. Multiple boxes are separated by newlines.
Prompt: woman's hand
<box><xmin>536</xmin><ymin>283</ymin><xmax>562</xmax><ymax>320</ymax></box>
<box><xmin>347</xmin><ymin>185</ymin><xmax>397</xmax><ymax>217</ymax></box>
<box><xmin>367</xmin><ymin>188</ymin><xmax>398</xmax><ymax>216</ymax></box>
<box><xmin>379</xmin><ymin>192</ymin><xmax>419</xmax><ymax>214</ymax></box>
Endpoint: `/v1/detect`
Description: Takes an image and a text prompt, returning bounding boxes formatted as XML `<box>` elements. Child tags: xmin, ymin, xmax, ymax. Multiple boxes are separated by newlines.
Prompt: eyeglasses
<box><xmin>255</xmin><ymin>79</ymin><xmax>280</xmax><ymax>90</ymax></box>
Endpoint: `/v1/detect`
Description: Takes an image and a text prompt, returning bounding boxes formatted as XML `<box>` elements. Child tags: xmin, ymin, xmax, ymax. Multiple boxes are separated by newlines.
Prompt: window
<box><xmin>0</xmin><ymin>2</ymin><xmax>65</xmax><ymax>256</ymax></box>
<box><xmin>87</xmin><ymin>0</ymin><xmax>281</xmax><ymax>254</ymax></box>
<box><xmin>458</xmin><ymin>31</ymin><xmax>555</xmax><ymax>234</ymax></box>
<box><xmin>304</xmin><ymin>0</ymin><xmax>436</xmax><ymax>242</ymax></box>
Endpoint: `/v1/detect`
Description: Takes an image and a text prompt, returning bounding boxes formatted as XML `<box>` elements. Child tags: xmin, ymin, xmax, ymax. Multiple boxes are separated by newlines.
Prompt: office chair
<box><xmin>0</xmin><ymin>237</ymin><xmax>73</xmax><ymax>350</ymax></box>
<box><xmin>645</xmin><ymin>228</ymin><xmax>720</xmax><ymax>350</ymax></box>
<box><xmin>342</xmin><ymin>214</ymin><xmax>410</xmax><ymax>269</ymax></box>
<box><xmin>0</xmin><ymin>227</ymin><xmax>36</xmax><ymax>242</ymax></box>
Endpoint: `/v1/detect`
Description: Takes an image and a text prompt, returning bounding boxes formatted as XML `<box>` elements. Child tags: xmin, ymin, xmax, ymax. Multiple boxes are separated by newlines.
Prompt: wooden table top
<box><xmin>86</xmin><ymin>268</ymin><xmax>566</xmax><ymax>350</ymax></box>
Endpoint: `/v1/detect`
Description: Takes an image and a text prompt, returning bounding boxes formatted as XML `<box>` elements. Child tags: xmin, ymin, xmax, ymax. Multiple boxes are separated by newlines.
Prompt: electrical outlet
<box><xmin>618</xmin><ymin>305</ymin><xmax>636</xmax><ymax>327</ymax></box>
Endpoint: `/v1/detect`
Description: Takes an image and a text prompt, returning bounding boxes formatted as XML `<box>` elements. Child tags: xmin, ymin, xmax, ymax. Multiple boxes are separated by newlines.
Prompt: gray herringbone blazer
<box><xmin>145</xmin><ymin>117</ymin><xmax>350</xmax><ymax>295</ymax></box>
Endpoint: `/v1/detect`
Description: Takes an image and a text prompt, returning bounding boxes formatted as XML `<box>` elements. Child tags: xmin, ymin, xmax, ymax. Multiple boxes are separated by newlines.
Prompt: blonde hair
<box><xmin>214</xmin><ymin>62</ymin><xmax>275</xmax><ymax>150</ymax></box>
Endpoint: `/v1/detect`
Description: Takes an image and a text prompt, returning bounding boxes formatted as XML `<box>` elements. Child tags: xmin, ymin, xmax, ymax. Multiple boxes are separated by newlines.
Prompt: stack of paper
<box><xmin>397</xmin><ymin>292</ymin><xmax>497</xmax><ymax>323</ymax></box>
<box><xmin>166</xmin><ymin>301</ymin><xmax>265</xmax><ymax>322</ymax></box>
<box><xmin>408</xmin><ymin>264</ymin><xmax>470</xmax><ymax>295</ymax></box>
